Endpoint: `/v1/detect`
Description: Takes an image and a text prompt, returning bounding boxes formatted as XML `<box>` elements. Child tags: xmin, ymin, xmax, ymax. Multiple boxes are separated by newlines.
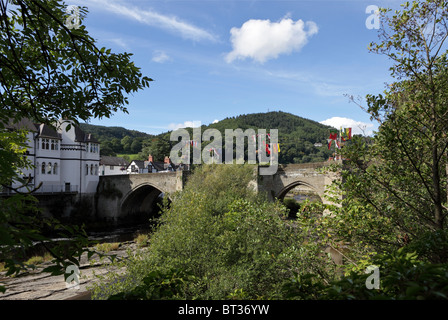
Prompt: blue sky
<box><xmin>72</xmin><ymin>0</ymin><xmax>403</xmax><ymax>136</ymax></box>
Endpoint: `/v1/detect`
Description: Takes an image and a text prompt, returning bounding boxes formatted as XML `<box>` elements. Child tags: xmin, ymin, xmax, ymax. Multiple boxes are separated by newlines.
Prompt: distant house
<box><xmin>100</xmin><ymin>156</ymin><xmax>129</xmax><ymax>175</ymax></box>
<box><xmin>3</xmin><ymin>119</ymin><xmax>100</xmax><ymax>195</ymax></box>
<box><xmin>126</xmin><ymin>155</ymin><xmax>189</xmax><ymax>174</ymax></box>
<box><xmin>127</xmin><ymin>160</ymin><xmax>146</xmax><ymax>174</ymax></box>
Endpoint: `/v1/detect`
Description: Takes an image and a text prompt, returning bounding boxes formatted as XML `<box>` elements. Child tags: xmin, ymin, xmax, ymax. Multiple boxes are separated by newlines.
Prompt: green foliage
<box><xmin>82</xmin><ymin>111</ymin><xmax>334</xmax><ymax>163</ymax></box>
<box><xmin>0</xmin><ymin>0</ymin><xmax>152</xmax><ymax>127</ymax></box>
<box><xmin>287</xmin><ymin>0</ymin><xmax>448</xmax><ymax>301</ymax></box>
<box><xmin>282</xmin><ymin>249</ymin><xmax>448</xmax><ymax>300</ymax></box>
<box><xmin>206</xmin><ymin>111</ymin><xmax>334</xmax><ymax>164</ymax></box>
<box><xmin>0</xmin><ymin>0</ymin><xmax>151</xmax><ymax>284</ymax></box>
<box><xmin>108</xmin><ymin>269</ymin><xmax>194</xmax><ymax>300</ymax></box>
<box><xmin>362</xmin><ymin>0</ymin><xmax>448</xmax><ymax>232</ymax></box>
<box><xmin>90</xmin><ymin>164</ymin><xmax>335</xmax><ymax>300</ymax></box>
<box><xmin>324</xmin><ymin>249</ymin><xmax>448</xmax><ymax>300</ymax></box>
<box><xmin>137</xmin><ymin>137</ymin><xmax>172</xmax><ymax>162</ymax></box>
<box><xmin>403</xmin><ymin>229</ymin><xmax>448</xmax><ymax>263</ymax></box>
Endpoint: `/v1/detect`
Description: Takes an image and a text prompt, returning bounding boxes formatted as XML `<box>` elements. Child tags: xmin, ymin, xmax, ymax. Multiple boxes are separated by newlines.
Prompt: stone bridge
<box><xmin>95</xmin><ymin>171</ymin><xmax>186</xmax><ymax>225</ymax></box>
<box><xmin>256</xmin><ymin>162</ymin><xmax>339</xmax><ymax>203</ymax></box>
<box><xmin>96</xmin><ymin>161</ymin><xmax>340</xmax><ymax>225</ymax></box>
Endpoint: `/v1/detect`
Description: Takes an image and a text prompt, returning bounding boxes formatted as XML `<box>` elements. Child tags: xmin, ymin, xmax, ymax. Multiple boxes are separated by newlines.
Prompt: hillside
<box><xmin>78</xmin><ymin>123</ymin><xmax>153</xmax><ymax>156</ymax></box>
<box><xmin>148</xmin><ymin>111</ymin><xmax>335</xmax><ymax>164</ymax></box>
<box><xmin>81</xmin><ymin>111</ymin><xmax>335</xmax><ymax>163</ymax></box>
<box><xmin>207</xmin><ymin>111</ymin><xmax>334</xmax><ymax>163</ymax></box>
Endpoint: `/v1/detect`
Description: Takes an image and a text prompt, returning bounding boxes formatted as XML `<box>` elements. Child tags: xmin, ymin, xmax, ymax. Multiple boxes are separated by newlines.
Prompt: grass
<box><xmin>25</xmin><ymin>252</ymin><xmax>53</xmax><ymax>267</ymax></box>
<box><xmin>134</xmin><ymin>233</ymin><xmax>149</xmax><ymax>248</ymax></box>
<box><xmin>94</xmin><ymin>242</ymin><xmax>120</xmax><ymax>253</ymax></box>
<box><xmin>117</xmin><ymin>154</ymin><xmax>140</xmax><ymax>161</ymax></box>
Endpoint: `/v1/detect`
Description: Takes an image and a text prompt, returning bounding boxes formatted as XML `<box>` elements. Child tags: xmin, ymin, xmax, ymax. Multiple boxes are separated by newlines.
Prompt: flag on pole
<box><xmin>341</xmin><ymin>127</ymin><xmax>352</xmax><ymax>141</ymax></box>
<box><xmin>328</xmin><ymin>128</ymin><xmax>338</xmax><ymax>149</ymax></box>
<box><xmin>329</xmin><ymin>129</ymin><xmax>338</xmax><ymax>141</ymax></box>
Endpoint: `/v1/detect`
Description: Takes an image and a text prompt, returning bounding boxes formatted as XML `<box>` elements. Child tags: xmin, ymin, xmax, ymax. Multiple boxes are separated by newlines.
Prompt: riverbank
<box><xmin>0</xmin><ymin>241</ymin><xmax>142</xmax><ymax>300</ymax></box>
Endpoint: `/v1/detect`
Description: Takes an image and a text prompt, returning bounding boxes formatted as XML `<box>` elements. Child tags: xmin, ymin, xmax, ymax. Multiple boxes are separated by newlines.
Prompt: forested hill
<box><xmin>78</xmin><ymin>123</ymin><xmax>153</xmax><ymax>156</ymax></box>
<box><xmin>205</xmin><ymin>111</ymin><xmax>334</xmax><ymax>163</ymax></box>
<box><xmin>81</xmin><ymin>111</ymin><xmax>335</xmax><ymax>164</ymax></box>
<box><xmin>154</xmin><ymin>111</ymin><xmax>335</xmax><ymax>164</ymax></box>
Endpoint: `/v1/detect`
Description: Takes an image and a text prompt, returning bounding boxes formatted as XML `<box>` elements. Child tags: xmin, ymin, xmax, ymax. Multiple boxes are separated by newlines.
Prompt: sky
<box><xmin>71</xmin><ymin>0</ymin><xmax>404</xmax><ymax>136</ymax></box>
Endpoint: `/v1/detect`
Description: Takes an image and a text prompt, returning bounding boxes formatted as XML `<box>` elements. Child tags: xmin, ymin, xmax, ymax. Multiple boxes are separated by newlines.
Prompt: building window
<box><xmin>53</xmin><ymin>163</ymin><xmax>58</xmax><ymax>175</ymax></box>
<box><xmin>41</xmin><ymin>162</ymin><xmax>46</xmax><ymax>174</ymax></box>
<box><xmin>47</xmin><ymin>163</ymin><xmax>52</xmax><ymax>175</ymax></box>
<box><xmin>85</xmin><ymin>164</ymin><xmax>89</xmax><ymax>176</ymax></box>
<box><xmin>41</xmin><ymin>139</ymin><xmax>59</xmax><ymax>150</ymax></box>
<box><xmin>90</xmin><ymin>164</ymin><xmax>94</xmax><ymax>175</ymax></box>
<box><xmin>94</xmin><ymin>164</ymin><xmax>98</xmax><ymax>175</ymax></box>
<box><xmin>110</xmin><ymin>165</ymin><xmax>114</xmax><ymax>170</ymax></box>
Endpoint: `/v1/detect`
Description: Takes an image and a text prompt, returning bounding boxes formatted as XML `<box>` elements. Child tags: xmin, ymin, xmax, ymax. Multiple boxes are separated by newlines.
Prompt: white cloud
<box><xmin>212</xmin><ymin>119</ymin><xmax>219</xmax><ymax>124</ymax></box>
<box><xmin>320</xmin><ymin>117</ymin><xmax>375</xmax><ymax>136</ymax></box>
<box><xmin>108</xmin><ymin>37</ymin><xmax>129</xmax><ymax>50</ymax></box>
<box><xmin>225</xmin><ymin>18</ymin><xmax>318</xmax><ymax>63</ymax></box>
<box><xmin>167</xmin><ymin>121</ymin><xmax>201</xmax><ymax>131</ymax></box>
<box><xmin>88</xmin><ymin>0</ymin><xmax>217</xmax><ymax>42</ymax></box>
<box><xmin>152</xmin><ymin>51</ymin><xmax>171</xmax><ymax>63</ymax></box>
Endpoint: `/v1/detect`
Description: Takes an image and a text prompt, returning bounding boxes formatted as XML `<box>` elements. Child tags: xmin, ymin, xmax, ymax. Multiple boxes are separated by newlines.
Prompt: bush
<box><xmin>108</xmin><ymin>268</ymin><xmax>194</xmax><ymax>300</ymax></box>
<box><xmin>282</xmin><ymin>248</ymin><xmax>448</xmax><ymax>300</ymax></box>
<box><xmin>90</xmin><ymin>164</ymin><xmax>335</xmax><ymax>299</ymax></box>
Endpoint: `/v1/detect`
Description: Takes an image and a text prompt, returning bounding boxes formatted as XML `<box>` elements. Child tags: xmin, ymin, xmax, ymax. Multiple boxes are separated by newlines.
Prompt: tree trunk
<box><xmin>432</xmin><ymin>141</ymin><xmax>444</xmax><ymax>229</ymax></box>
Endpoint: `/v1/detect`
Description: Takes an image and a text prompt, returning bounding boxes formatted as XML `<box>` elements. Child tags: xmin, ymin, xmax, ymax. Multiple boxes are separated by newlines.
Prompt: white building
<box><xmin>126</xmin><ymin>155</ymin><xmax>182</xmax><ymax>174</ymax></box>
<box><xmin>100</xmin><ymin>156</ymin><xmax>128</xmax><ymax>176</ymax></box>
<box><xmin>4</xmin><ymin>119</ymin><xmax>100</xmax><ymax>195</ymax></box>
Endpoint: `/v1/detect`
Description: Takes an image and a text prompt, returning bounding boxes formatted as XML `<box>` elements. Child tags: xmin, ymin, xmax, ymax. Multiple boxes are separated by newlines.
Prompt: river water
<box><xmin>87</xmin><ymin>224</ymin><xmax>152</xmax><ymax>243</ymax></box>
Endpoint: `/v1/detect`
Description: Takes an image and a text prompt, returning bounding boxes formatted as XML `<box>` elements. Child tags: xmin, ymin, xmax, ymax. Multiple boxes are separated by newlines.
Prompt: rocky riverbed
<box><xmin>0</xmin><ymin>241</ymin><xmax>142</xmax><ymax>300</ymax></box>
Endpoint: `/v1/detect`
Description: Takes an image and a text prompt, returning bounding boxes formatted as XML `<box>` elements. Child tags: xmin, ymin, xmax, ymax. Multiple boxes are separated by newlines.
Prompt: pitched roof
<box><xmin>100</xmin><ymin>156</ymin><xmax>129</xmax><ymax>166</ymax></box>
<box><xmin>4</xmin><ymin>118</ymin><xmax>99</xmax><ymax>143</ymax></box>
<box><xmin>128</xmin><ymin>160</ymin><xmax>145</xmax><ymax>168</ymax></box>
<box><xmin>5</xmin><ymin>118</ymin><xmax>39</xmax><ymax>132</ymax></box>
<box><xmin>37</xmin><ymin>123</ymin><xmax>61</xmax><ymax>139</ymax></box>
<box><xmin>74</xmin><ymin>126</ymin><xmax>99</xmax><ymax>143</ymax></box>
<box><xmin>149</xmin><ymin>161</ymin><xmax>166</xmax><ymax>171</ymax></box>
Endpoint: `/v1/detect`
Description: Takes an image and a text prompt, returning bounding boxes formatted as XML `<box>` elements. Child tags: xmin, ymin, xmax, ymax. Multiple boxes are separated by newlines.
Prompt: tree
<box><xmin>0</xmin><ymin>0</ymin><xmax>152</xmax><ymax>284</ymax></box>
<box><xmin>121</xmin><ymin>136</ymin><xmax>133</xmax><ymax>154</ymax></box>
<box><xmin>138</xmin><ymin>137</ymin><xmax>171</xmax><ymax>162</ymax></box>
<box><xmin>342</xmin><ymin>0</ymin><xmax>448</xmax><ymax>253</ymax></box>
<box><xmin>89</xmin><ymin>165</ymin><xmax>336</xmax><ymax>299</ymax></box>
<box><xmin>130</xmin><ymin>139</ymin><xmax>142</xmax><ymax>154</ymax></box>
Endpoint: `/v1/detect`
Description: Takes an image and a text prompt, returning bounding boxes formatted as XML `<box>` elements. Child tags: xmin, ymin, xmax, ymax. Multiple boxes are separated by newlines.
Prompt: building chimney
<box><xmin>148</xmin><ymin>154</ymin><xmax>153</xmax><ymax>162</ymax></box>
<box><xmin>164</xmin><ymin>156</ymin><xmax>170</xmax><ymax>164</ymax></box>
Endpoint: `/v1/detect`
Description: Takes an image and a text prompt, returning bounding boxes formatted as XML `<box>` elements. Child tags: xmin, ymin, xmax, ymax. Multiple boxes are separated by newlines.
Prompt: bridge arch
<box><xmin>119</xmin><ymin>183</ymin><xmax>168</xmax><ymax>225</ymax></box>
<box><xmin>276</xmin><ymin>180</ymin><xmax>324</xmax><ymax>219</ymax></box>
<box><xmin>276</xmin><ymin>180</ymin><xmax>322</xmax><ymax>201</ymax></box>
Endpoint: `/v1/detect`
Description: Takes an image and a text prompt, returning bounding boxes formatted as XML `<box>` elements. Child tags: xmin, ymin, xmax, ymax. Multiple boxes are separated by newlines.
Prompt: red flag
<box><xmin>265</xmin><ymin>142</ymin><xmax>271</xmax><ymax>155</ymax></box>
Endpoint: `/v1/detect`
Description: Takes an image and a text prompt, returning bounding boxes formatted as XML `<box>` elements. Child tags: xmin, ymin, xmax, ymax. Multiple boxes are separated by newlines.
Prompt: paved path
<box><xmin>0</xmin><ymin>242</ymin><xmax>140</xmax><ymax>300</ymax></box>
